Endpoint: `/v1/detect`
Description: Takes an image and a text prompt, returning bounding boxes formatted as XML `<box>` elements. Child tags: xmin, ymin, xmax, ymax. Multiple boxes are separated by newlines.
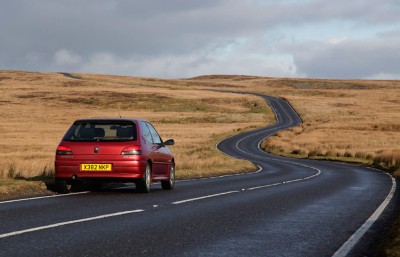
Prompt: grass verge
<box><xmin>0</xmin><ymin>178</ymin><xmax>54</xmax><ymax>201</ymax></box>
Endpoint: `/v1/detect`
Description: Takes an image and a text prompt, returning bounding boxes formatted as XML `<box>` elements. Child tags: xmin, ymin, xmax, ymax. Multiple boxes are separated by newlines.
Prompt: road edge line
<box><xmin>172</xmin><ymin>191</ymin><xmax>239</xmax><ymax>205</ymax></box>
<box><xmin>332</xmin><ymin>174</ymin><xmax>397</xmax><ymax>257</ymax></box>
<box><xmin>0</xmin><ymin>191</ymin><xmax>90</xmax><ymax>205</ymax></box>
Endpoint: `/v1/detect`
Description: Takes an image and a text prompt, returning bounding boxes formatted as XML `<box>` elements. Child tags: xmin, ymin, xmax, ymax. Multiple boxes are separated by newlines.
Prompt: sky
<box><xmin>1</xmin><ymin>0</ymin><xmax>399</xmax><ymax>79</ymax></box>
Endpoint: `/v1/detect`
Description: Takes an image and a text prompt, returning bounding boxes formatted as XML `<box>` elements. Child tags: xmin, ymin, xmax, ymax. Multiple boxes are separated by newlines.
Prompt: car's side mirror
<box><xmin>164</xmin><ymin>139</ymin><xmax>175</xmax><ymax>146</ymax></box>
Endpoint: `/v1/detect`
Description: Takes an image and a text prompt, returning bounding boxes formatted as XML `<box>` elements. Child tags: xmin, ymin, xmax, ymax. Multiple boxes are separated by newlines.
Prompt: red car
<box><xmin>55</xmin><ymin>118</ymin><xmax>175</xmax><ymax>193</ymax></box>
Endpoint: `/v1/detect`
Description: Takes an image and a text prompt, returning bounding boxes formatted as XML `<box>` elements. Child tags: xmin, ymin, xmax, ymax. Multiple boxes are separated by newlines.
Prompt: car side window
<box><xmin>146</xmin><ymin>122</ymin><xmax>162</xmax><ymax>145</ymax></box>
<box><xmin>140</xmin><ymin>122</ymin><xmax>153</xmax><ymax>144</ymax></box>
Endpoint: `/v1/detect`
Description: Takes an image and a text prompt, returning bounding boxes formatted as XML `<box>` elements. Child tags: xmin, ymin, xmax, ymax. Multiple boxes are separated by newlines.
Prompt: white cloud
<box><xmin>53</xmin><ymin>49</ymin><xmax>82</xmax><ymax>66</ymax></box>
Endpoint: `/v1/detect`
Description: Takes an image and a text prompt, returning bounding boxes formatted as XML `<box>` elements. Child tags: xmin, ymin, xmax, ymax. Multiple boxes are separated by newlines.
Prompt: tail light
<box><xmin>56</xmin><ymin>145</ymin><xmax>73</xmax><ymax>155</ymax></box>
<box><xmin>121</xmin><ymin>146</ymin><xmax>142</xmax><ymax>155</ymax></box>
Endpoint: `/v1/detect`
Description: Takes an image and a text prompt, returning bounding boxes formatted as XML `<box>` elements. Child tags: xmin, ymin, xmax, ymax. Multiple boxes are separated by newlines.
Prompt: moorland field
<box><xmin>0</xmin><ymin>71</ymin><xmax>273</xmax><ymax>181</ymax></box>
<box><xmin>1</xmin><ymin>70</ymin><xmax>399</xmax><ymax>191</ymax></box>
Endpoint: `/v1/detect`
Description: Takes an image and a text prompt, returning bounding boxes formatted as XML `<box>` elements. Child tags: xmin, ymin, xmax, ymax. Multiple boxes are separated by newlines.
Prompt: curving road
<box><xmin>0</xmin><ymin>94</ymin><xmax>397</xmax><ymax>257</ymax></box>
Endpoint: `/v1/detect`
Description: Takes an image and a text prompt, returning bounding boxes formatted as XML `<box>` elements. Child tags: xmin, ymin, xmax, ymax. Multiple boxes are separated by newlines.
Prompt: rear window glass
<box><xmin>63</xmin><ymin>121</ymin><xmax>137</xmax><ymax>142</ymax></box>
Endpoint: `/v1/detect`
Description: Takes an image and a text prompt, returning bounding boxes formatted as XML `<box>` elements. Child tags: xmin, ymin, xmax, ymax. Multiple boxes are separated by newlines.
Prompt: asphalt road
<box><xmin>0</xmin><ymin>95</ymin><xmax>397</xmax><ymax>257</ymax></box>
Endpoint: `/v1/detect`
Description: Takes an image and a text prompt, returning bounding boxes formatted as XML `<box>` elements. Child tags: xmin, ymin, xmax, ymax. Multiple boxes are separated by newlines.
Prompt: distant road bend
<box><xmin>0</xmin><ymin>94</ymin><xmax>397</xmax><ymax>257</ymax></box>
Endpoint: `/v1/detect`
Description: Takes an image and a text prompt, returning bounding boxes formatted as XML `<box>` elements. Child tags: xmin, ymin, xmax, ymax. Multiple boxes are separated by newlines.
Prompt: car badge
<box><xmin>94</xmin><ymin>147</ymin><xmax>99</xmax><ymax>153</ymax></box>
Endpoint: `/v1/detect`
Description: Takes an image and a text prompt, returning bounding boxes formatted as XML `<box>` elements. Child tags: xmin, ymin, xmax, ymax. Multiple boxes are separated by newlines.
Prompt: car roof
<box><xmin>73</xmin><ymin>118</ymin><xmax>149</xmax><ymax>123</ymax></box>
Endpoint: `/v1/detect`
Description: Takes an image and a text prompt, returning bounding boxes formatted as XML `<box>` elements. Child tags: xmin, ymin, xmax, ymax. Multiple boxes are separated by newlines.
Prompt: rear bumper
<box><xmin>55</xmin><ymin>159</ymin><xmax>147</xmax><ymax>183</ymax></box>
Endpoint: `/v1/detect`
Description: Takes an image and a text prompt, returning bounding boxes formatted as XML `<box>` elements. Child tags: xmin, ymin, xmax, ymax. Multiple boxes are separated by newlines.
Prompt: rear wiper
<box><xmin>75</xmin><ymin>138</ymin><xmax>97</xmax><ymax>142</ymax></box>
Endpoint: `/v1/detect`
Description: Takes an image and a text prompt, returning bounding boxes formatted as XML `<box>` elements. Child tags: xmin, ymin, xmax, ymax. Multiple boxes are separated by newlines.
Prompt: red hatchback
<box><xmin>55</xmin><ymin>118</ymin><xmax>175</xmax><ymax>193</ymax></box>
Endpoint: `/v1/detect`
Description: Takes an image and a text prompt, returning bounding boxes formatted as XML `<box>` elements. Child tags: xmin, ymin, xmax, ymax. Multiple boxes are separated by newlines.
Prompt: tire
<box><xmin>161</xmin><ymin>162</ymin><xmax>175</xmax><ymax>190</ymax></box>
<box><xmin>55</xmin><ymin>179</ymin><xmax>71</xmax><ymax>194</ymax></box>
<box><xmin>136</xmin><ymin>163</ymin><xmax>151</xmax><ymax>193</ymax></box>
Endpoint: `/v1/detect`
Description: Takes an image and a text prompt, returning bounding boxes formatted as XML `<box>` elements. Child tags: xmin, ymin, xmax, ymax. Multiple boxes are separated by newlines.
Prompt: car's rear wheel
<box><xmin>136</xmin><ymin>163</ymin><xmax>151</xmax><ymax>193</ymax></box>
<box><xmin>161</xmin><ymin>162</ymin><xmax>175</xmax><ymax>190</ymax></box>
<box><xmin>55</xmin><ymin>179</ymin><xmax>72</xmax><ymax>194</ymax></box>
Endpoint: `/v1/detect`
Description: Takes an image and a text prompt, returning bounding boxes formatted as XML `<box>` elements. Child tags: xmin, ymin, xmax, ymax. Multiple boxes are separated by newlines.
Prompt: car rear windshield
<box><xmin>63</xmin><ymin>120</ymin><xmax>137</xmax><ymax>142</ymax></box>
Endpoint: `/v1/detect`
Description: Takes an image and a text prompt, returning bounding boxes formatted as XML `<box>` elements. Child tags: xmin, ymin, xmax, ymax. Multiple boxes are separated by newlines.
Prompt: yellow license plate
<box><xmin>81</xmin><ymin>164</ymin><xmax>112</xmax><ymax>171</ymax></box>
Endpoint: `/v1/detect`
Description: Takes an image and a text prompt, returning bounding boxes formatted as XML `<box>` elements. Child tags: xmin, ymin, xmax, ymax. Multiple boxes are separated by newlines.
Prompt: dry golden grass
<box><xmin>373</xmin><ymin>150</ymin><xmax>400</xmax><ymax>176</ymax></box>
<box><xmin>0</xmin><ymin>71</ymin><xmax>274</xmax><ymax>180</ymax></box>
<box><xmin>0</xmin><ymin>178</ymin><xmax>53</xmax><ymax>201</ymax></box>
<box><xmin>1</xmin><ymin>71</ymin><xmax>399</xmax><ymax>181</ymax></box>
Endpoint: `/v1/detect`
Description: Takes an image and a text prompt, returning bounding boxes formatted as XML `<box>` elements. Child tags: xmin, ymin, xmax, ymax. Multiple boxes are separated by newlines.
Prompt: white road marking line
<box><xmin>247</xmin><ymin>182</ymin><xmax>282</xmax><ymax>190</ymax></box>
<box><xmin>332</xmin><ymin>174</ymin><xmax>397</xmax><ymax>257</ymax></box>
<box><xmin>247</xmin><ymin>169</ymin><xmax>321</xmax><ymax>191</ymax></box>
<box><xmin>0</xmin><ymin>209</ymin><xmax>144</xmax><ymax>239</ymax></box>
<box><xmin>0</xmin><ymin>191</ymin><xmax>90</xmax><ymax>205</ymax></box>
<box><xmin>172</xmin><ymin>191</ymin><xmax>239</xmax><ymax>205</ymax></box>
